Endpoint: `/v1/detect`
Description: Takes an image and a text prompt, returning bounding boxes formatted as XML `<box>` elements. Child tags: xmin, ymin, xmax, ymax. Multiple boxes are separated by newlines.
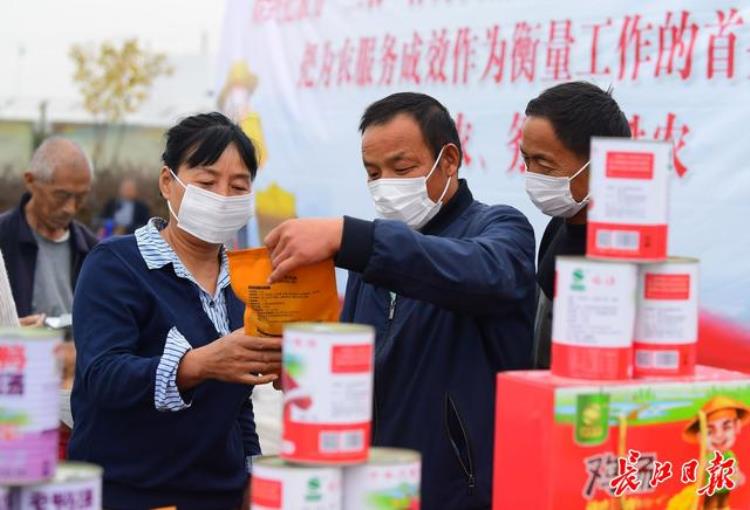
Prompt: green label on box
<box><xmin>575</xmin><ymin>393</ymin><xmax>610</xmax><ymax>446</ymax></box>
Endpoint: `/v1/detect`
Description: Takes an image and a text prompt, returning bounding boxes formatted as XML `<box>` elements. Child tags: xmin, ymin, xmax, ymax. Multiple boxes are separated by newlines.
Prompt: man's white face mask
<box><xmin>367</xmin><ymin>146</ymin><xmax>451</xmax><ymax>230</ymax></box>
<box><xmin>167</xmin><ymin>168</ymin><xmax>254</xmax><ymax>245</ymax></box>
<box><xmin>524</xmin><ymin>161</ymin><xmax>590</xmax><ymax>218</ymax></box>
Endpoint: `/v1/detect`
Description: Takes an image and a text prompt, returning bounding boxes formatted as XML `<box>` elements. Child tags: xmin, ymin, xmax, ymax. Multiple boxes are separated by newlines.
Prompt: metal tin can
<box><xmin>0</xmin><ymin>328</ymin><xmax>61</xmax><ymax>484</ymax></box>
<box><xmin>12</xmin><ymin>462</ymin><xmax>102</xmax><ymax>509</ymax></box>
<box><xmin>0</xmin><ymin>486</ymin><xmax>10</xmax><ymax>510</ymax></box>
<box><xmin>587</xmin><ymin>138</ymin><xmax>671</xmax><ymax>261</ymax></box>
<box><xmin>282</xmin><ymin>323</ymin><xmax>374</xmax><ymax>465</ymax></box>
<box><xmin>634</xmin><ymin>257</ymin><xmax>699</xmax><ymax>377</ymax></box>
<box><xmin>343</xmin><ymin>447</ymin><xmax>421</xmax><ymax>510</ymax></box>
<box><xmin>251</xmin><ymin>456</ymin><xmax>342</xmax><ymax>510</ymax></box>
<box><xmin>551</xmin><ymin>257</ymin><xmax>637</xmax><ymax>380</ymax></box>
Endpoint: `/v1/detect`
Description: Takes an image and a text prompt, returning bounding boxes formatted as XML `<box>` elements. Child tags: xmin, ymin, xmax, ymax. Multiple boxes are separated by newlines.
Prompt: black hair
<box><xmin>162</xmin><ymin>112</ymin><xmax>258</xmax><ymax>179</ymax></box>
<box><xmin>359</xmin><ymin>92</ymin><xmax>463</xmax><ymax>168</ymax></box>
<box><xmin>525</xmin><ymin>81</ymin><xmax>631</xmax><ymax>159</ymax></box>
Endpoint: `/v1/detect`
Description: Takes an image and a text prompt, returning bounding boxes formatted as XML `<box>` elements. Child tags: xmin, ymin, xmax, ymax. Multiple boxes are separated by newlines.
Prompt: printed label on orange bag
<box><xmin>282</xmin><ymin>324</ymin><xmax>374</xmax><ymax>465</ymax></box>
<box><xmin>227</xmin><ymin>248</ymin><xmax>340</xmax><ymax>336</ymax></box>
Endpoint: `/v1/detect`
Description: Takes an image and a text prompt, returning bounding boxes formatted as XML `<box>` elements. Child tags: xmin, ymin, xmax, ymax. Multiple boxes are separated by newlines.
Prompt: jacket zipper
<box><xmin>445</xmin><ymin>393</ymin><xmax>476</xmax><ymax>491</ymax></box>
<box><xmin>388</xmin><ymin>293</ymin><xmax>397</xmax><ymax>320</ymax></box>
<box><xmin>372</xmin><ymin>292</ymin><xmax>397</xmax><ymax>444</ymax></box>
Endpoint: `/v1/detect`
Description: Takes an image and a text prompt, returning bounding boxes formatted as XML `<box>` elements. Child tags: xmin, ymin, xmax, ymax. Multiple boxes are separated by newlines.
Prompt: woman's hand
<box><xmin>19</xmin><ymin>314</ymin><xmax>45</xmax><ymax>328</ymax></box>
<box><xmin>177</xmin><ymin>329</ymin><xmax>282</xmax><ymax>390</ymax></box>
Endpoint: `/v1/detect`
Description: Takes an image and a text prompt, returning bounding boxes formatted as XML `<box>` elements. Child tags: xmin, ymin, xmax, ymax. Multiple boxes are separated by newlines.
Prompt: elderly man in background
<box><xmin>0</xmin><ymin>136</ymin><xmax>97</xmax><ymax>322</ymax></box>
<box><xmin>0</xmin><ymin>136</ymin><xmax>96</xmax><ymax>425</ymax></box>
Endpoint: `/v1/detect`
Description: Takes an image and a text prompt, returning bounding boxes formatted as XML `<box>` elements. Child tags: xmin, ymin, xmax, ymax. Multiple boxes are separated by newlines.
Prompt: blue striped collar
<box><xmin>135</xmin><ymin>218</ymin><xmax>230</xmax><ymax>297</ymax></box>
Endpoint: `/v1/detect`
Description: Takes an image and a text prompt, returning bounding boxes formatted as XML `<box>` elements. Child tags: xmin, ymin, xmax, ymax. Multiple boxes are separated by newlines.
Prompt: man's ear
<box><xmin>441</xmin><ymin>144</ymin><xmax>461</xmax><ymax>177</ymax></box>
<box><xmin>23</xmin><ymin>171</ymin><xmax>35</xmax><ymax>191</ymax></box>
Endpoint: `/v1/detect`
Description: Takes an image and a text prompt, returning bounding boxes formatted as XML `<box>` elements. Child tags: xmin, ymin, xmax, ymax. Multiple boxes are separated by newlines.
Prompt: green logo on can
<box><xmin>575</xmin><ymin>393</ymin><xmax>610</xmax><ymax>446</ymax></box>
<box><xmin>571</xmin><ymin>269</ymin><xmax>586</xmax><ymax>291</ymax></box>
<box><xmin>305</xmin><ymin>477</ymin><xmax>322</xmax><ymax>502</ymax></box>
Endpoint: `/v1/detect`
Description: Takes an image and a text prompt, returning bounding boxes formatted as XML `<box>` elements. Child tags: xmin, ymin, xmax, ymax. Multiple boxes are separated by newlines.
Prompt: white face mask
<box><xmin>524</xmin><ymin>161</ymin><xmax>590</xmax><ymax>218</ymax></box>
<box><xmin>167</xmin><ymin>168</ymin><xmax>254</xmax><ymax>245</ymax></box>
<box><xmin>367</xmin><ymin>146</ymin><xmax>451</xmax><ymax>230</ymax></box>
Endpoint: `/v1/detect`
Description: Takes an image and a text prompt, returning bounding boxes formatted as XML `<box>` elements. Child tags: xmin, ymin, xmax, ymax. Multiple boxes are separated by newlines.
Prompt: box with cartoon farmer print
<box><xmin>493</xmin><ymin>366</ymin><xmax>750</xmax><ymax>510</ymax></box>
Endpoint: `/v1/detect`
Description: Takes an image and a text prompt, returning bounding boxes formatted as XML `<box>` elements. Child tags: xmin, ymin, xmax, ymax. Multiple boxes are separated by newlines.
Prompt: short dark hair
<box><xmin>162</xmin><ymin>112</ymin><xmax>258</xmax><ymax>179</ymax></box>
<box><xmin>525</xmin><ymin>81</ymin><xmax>631</xmax><ymax>159</ymax></box>
<box><xmin>359</xmin><ymin>92</ymin><xmax>463</xmax><ymax>168</ymax></box>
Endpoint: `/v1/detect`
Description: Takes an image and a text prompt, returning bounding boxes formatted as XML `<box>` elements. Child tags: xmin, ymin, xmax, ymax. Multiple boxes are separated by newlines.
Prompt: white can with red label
<box><xmin>12</xmin><ymin>462</ymin><xmax>102</xmax><ymax>509</ymax></box>
<box><xmin>251</xmin><ymin>456</ymin><xmax>342</xmax><ymax>510</ymax></box>
<box><xmin>587</xmin><ymin>138</ymin><xmax>671</xmax><ymax>261</ymax></box>
<box><xmin>551</xmin><ymin>257</ymin><xmax>638</xmax><ymax>380</ymax></box>
<box><xmin>633</xmin><ymin>257</ymin><xmax>699</xmax><ymax>378</ymax></box>
<box><xmin>282</xmin><ymin>323</ymin><xmax>374</xmax><ymax>465</ymax></box>
<box><xmin>343</xmin><ymin>447</ymin><xmax>421</xmax><ymax>510</ymax></box>
<box><xmin>0</xmin><ymin>328</ymin><xmax>61</xmax><ymax>485</ymax></box>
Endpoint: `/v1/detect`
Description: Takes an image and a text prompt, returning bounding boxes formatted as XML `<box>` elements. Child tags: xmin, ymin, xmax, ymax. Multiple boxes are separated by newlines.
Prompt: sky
<box><xmin>0</xmin><ymin>0</ymin><xmax>226</xmax><ymax>117</ymax></box>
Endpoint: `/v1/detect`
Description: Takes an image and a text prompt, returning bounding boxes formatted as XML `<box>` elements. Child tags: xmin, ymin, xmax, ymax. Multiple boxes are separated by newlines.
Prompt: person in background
<box><xmin>0</xmin><ymin>250</ymin><xmax>20</xmax><ymax>327</ymax></box>
<box><xmin>1</xmin><ymin>207</ymin><xmax>73</xmax><ymax>462</ymax></box>
<box><xmin>264</xmin><ymin>92</ymin><xmax>536</xmax><ymax>509</ymax></box>
<box><xmin>0</xmin><ymin>250</ymin><xmax>47</xmax><ymax>328</ymax></box>
<box><xmin>99</xmin><ymin>176</ymin><xmax>151</xmax><ymax>236</ymax></box>
<box><xmin>520</xmin><ymin>81</ymin><xmax>631</xmax><ymax>368</ymax></box>
<box><xmin>69</xmin><ymin>112</ymin><xmax>281</xmax><ymax>509</ymax></box>
<box><xmin>0</xmin><ymin>136</ymin><xmax>97</xmax><ymax>321</ymax></box>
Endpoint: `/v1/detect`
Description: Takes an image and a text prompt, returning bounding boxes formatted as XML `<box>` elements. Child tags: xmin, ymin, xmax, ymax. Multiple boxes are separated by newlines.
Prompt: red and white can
<box><xmin>587</xmin><ymin>138</ymin><xmax>671</xmax><ymax>261</ymax></box>
<box><xmin>633</xmin><ymin>257</ymin><xmax>699</xmax><ymax>378</ymax></box>
<box><xmin>343</xmin><ymin>447</ymin><xmax>421</xmax><ymax>510</ymax></box>
<box><xmin>281</xmin><ymin>323</ymin><xmax>374</xmax><ymax>465</ymax></box>
<box><xmin>551</xmin><ymin>257</ymin><xmax>637</xmax><ymax>380</ymax></box>
<box><xmin>251</xmin><ymin>456</ymin><xmax>342</xmax><ymax>510</ymax></box>
<box><xmin>0</xmin><ymin>328</ymin><xmax>60</xmax><ymax>485</ymax></box>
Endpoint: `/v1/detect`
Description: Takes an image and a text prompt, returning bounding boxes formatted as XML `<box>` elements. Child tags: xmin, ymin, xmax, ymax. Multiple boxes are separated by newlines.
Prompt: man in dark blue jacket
<box><xmin>265</xmin><ymin>93</ymin><xmax>536</xmax><ymax>509</ymax></box>
<box><xmin>0</xmin><ymin>137</ymin><xmax>96</xmax><ymax>320</ymax></box>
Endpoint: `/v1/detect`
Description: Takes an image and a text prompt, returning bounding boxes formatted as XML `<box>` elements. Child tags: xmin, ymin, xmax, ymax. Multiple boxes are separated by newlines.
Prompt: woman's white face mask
<box><xmin>524</xmin><ymin>161</ymin><xmax>590</xmax><ymax>218</ymax></box>
<box><xmin>367</xmin><ymin>146</ymin><xmax>451</xmax><ymax>230</ymax></box>
<box><xmin>167</xmin><ymin>168</ymin><xmax>254</xmax><ymax>245</ymax></box>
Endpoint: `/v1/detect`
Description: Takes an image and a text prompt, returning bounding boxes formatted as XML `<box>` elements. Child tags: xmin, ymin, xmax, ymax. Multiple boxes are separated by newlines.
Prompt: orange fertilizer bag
<box><xmin>227</xmin><ymin>247</ymin><xmax>339</xmax><ymax>336</ymax></box>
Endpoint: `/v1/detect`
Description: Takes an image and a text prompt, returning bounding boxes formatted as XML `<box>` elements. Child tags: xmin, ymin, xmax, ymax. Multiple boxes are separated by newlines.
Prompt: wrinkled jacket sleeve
<box><xmin>72</xmin><ymin>244</ymin><xmax>162</xmax><ymax>408</ymax></box>
<box><xmin>335</xmin><ymin>206</ymin><xmax>536</xmax><ymax>316</ymax></box>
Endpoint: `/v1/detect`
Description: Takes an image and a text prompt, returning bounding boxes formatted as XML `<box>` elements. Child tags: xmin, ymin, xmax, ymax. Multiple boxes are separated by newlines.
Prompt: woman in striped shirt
<box><xmin>69</xmin><ymin>112</ymin><xmax>281</xmax><ymax>509</ymax></box>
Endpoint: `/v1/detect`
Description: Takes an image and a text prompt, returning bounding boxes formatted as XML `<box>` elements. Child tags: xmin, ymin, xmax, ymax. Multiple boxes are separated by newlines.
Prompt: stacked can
<box><xmin>633</xmin><ymin>258</ymin><xmax>699</xmax><ymax>377</ymax></box>
<box><xmin>0</xmin><ymin>328</ymin><xmax>104</xmax><ymax>509</ymax></box>
<box><xmin>10</xmin><ymin>462</ymin><xmax>102</xmax><ymax>510</ymax></box>
<box><xmin>551</xmin><ymin>138</ymin><xmax>698</xmax><ymax>380</ymax></box>
<box><xmin>0</xmin><ymin>328</ymin><xmax>61</xmax><ymax>485</ymax></box>
<box><xmin>342</xmin><ymin>448</ymin><xmax>421</xmax><ymax>509</ymax></box>
<box><xmin>251</xmin><ymin>323</ymin><xmax>422</xmax><ymax>509</ymax></box>
<box><xmin>0</xmin><ymin>487</ymin><xmax>10</xmax><ymax>510</ymax></box>
<box><xmin>586</xmin><ymin>138</ymin><xmax>670</xmax><ymax>262</ymax></box>
<box><xmin>551</xmin><ymin>257</ymin><xmax>638</xmax><ymax>380</ymax></box>
<box><xmin>281</xmin><ymin>323</ymin><xmax>374</xmax><ymax>465</ymax></box>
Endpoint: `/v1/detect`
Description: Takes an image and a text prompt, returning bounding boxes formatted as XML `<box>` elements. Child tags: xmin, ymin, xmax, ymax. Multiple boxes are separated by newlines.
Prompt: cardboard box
<box><xmin>494</xmin><ymin>366</ymin><xmax>750</xmax><ymax>510</ymax></box>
